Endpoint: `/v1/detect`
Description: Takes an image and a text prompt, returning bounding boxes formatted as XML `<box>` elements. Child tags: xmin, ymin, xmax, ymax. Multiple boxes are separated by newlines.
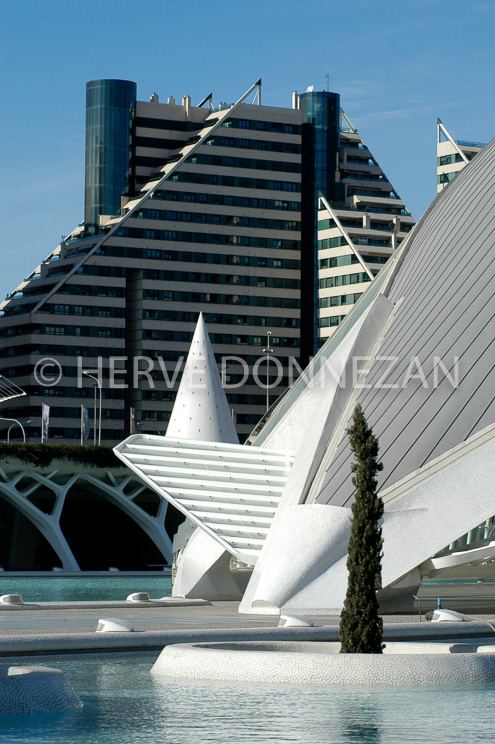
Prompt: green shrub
<box><xmin>0</xmin><ymin>443</ymin><xmax>120</xmax><ymax>468</ymax></box>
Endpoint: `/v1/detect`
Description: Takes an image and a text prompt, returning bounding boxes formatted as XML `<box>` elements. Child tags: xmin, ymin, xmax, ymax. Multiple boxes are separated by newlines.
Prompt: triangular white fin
<box><xmin>166</xmin><ymin>313</ymin><xmax>239</xmax><ymax>444</ymax></box>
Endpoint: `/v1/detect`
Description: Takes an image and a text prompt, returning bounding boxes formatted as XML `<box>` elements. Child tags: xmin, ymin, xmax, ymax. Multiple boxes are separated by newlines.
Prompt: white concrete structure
<box><xmin>116</xmin><ymin>135</ymin><xmax>495</xmax><ymax>614</ymax></box>
<box><xmin>166</xmin><ymin>312</ymin><xmax>239</xmax><ymax>444</ymax></box>
<box><xmin>0</xmin><ymin>457</ymin><xmax>173</xmax><ymax>570</ymax></box>
<box><xmin>0</xmin><ymin>595</ymin><xmax>23</xmax><ymax>605</ymax></box>
<box><xmin>0</xmin><ymin>666</ymin><xmax>82</xmax><ymax>715</ymax></box>
<box><xmin>151</xmin><ymin>641</ymin><xmax>495</xmax><ymax>686</ymax></box>
<box><xmin>96</xmin><ymin>618</ymin><xmax>135</xmax><ymax>632</ymax></box>
<box><xmin>115</xmin><ymin>436</ymin><xmax>294</xmax><ymax>564</ymax></box>
<box><xmin>117</xmin><ymin>313</ymin><xmax>288</xmax><ymax>597</ymax></box>
<box><xmin>115</xmin><ymin>315</ymin><xmax>294</xmax><ymax>595</ymax></box>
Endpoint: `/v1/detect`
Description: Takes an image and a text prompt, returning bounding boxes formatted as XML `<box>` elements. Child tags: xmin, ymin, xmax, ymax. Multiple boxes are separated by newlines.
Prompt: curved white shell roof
<box><xmin>315</xmin><ymin>137</ymin><xmax>495</xmax><ymax>506</ymax></box>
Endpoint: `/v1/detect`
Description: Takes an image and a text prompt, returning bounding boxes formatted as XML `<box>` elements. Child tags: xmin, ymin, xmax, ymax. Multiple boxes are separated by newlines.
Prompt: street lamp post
<box><xmin>262</xmin><ymin>331</ymin><xmax>274</xmax><ymax>413</ymax></box>
<box><xmin>0</xmin><ymin>417</ymin><xmax>27</xmax><ymax>444</ymax></box>
<box><xmin>7</xmin><ymin>419</ymin><xmax>33</xmax><ymax>443</ymax></box>
<box><xmin>83</xmin><ymin>372</ymin><xmax>102</xmax><ymax>446</ymax></box>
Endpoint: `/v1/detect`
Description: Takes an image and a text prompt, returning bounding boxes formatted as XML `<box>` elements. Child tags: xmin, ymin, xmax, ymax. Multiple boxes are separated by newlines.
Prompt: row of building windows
<box><xmin>319</xmin><ymin>218</ymin><xmax>400</xmax><ymax>232</ymax></box>
<box><xmin>135</xmin><ymin>132</ymin><xmax>301</xmax><ymax>157</ymax></box>
<box><xmin>319</xmin><ymin>272</ymin><xmax>372</xmax><ymax>289</ymax></box>
<box><xmin>437</xmin><ymin>172</ymin><xmax>457</xmax><ymax>184</ymax></box>
<box><xmin>206</xmin><ymin>135</ymin><xmax>300</xmax><ymax>154</ymax></box>
<box><xmin>133</xmin><ymin>135</ymin><xmax>190</xmax><ymax>152</ymax></box>
<box><xmin>15</xmin><ymin>427</ymin><xmax>127</xmax><ymax>441</ymax></box>
<box><xmin>318</xmin><ymin>255</ymin><xmax>360</xmax><ymax>270</ymax></box>
<box><xmin>359</xmin><ymin>254</ymin><xmax>390</xmax><ymax>264</ymax></box>
<box><xmin>4</xmin><ymin>345</ymin><xmax>124</xmax><ymax>359</ymax></box>
<box><xmin>138</xmin><ymin>292</ymin><xmax>299</xmax><ymax>309</ymax></box>
<box><xmin>42</xmin><ymin>304</ymin><xmax>125</xmax><ymax>318</ymax></box>
<box><xmin>74</xmin><ymin>266</ymin><xmax>125</xmax><ymax>278</ymax></box>
<box><xmin>5</xmin><ymin>366</ymin><xmax>298</xmax><ymax>396</ymax></box>
<box><xmin>341</xmin><ymin>171</ymin><xmax>388</xmax><ymax>183</ymax></box>
<box><xmin>49</xmin><ymin>253</ymin><xmax>300</xmax><ymax>287</ymax></box>
<box><xmin>135</xmin><ymin>208</ymin><xmax>300</xmax><ymax>231</ymax></box>
<box><xmin>319</xmin><ymin>315</ymin><xmax>346</xmax><ymax>328</ymax></box>
<box><xmin>319</xmin><ymin>292</ymin><xmax>363</xmax><ymax>308</ymax></box>
<box><xmin>165</xmin><ymin>170</ymin><xmax>300</xmax><ymax>193</ymax></box>
<box><xmin>40</xmin><ymin>325</ymin><xmax>124</xmax><ymax>338</ymax></box>
<box><xmin>142</xmin><ymin>327</ymin><xmax>297</xmax><ymax>347</ymax></box>
<box><xmin>213</xmin><ymin>333</ymin><xmax>297</xmax><ymax>347</ymax></box>
<box><xmin>32</xmin><ymin>406</ymin><xmax>126</xmax><ymax>421</ymax></box>
<box><xmin>142</xmin><ymin>329</ymin><xmax>299</xmax><ymax>353</ymax></box>
<box><xmin>1</xmin><ymin>311</ymin><xmax>300</xmax><ymax>341</ymax></box>
<box><xmin>149</xmin><ymin>190</ymin><xmax>299</xmax><ymax>211</ymax></box>
<box><xmin>191</xmin><ymin>153</ymin><xmax>300</xmax><ymax>174</ymax></box>
<box><xmin>110</xmin><ymin>230</ymin><xmax>300</xmax><ymax>251</ymax></box>
<box><xmin>140</xmin><ymin>309</ymin><xmax>299</xmax><ymax>328</ymax></box>
<box><xmin>225</xmin><ymin>118</ymin><xmax>300</xmax><ymax>135</ymax></box>
<box><xmin>317</xmin><ymin>236</ymin><xmax>348</xmax><ymax>251</ymax></box>
<box><xmin>134</xmin><ymin>116</ymin><xmax>196</xmax><ymax>133</ymax></box>
<box><xmin>437</xmin><ymin>154</ymin><xmax>465</xmax><ymax>166</ymax></box>
<box><xmin>141</xmin><ymin>253</ymin><xmax>299</xmax><ymax>270</ymax></box>
<box><xmin>140</xmin><ymin>273</ymin><xmax>300</xmax><ymax>290</ymax></box>
<box><xmin>58</xmin><ymin>285</ymin><xmax>124</xmax><ymax>298</ymax></box>
<box><xmin>354</xmin><ymin>238</ymin><xmax>392</xmax><ymax>249</ymax></box>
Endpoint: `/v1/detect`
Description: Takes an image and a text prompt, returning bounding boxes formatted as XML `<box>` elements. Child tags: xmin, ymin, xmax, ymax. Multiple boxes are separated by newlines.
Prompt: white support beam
<box><xmin>318</xmin><ymin>194</ymin><xmax>375</xmax><ymax>280</ymax></box>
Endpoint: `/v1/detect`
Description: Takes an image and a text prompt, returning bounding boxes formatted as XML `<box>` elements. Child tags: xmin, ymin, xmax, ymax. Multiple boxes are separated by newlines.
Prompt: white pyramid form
<box><xmin>166</xmin><ymin>313</ymin><xmax>239</xmax><ymax>444</ymax></box>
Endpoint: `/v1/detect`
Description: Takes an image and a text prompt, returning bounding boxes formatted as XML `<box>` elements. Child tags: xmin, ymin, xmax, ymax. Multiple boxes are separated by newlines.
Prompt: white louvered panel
<box><xmin>114</xmin><ymin>434</ymin><xmax>294</xmax><ymax>563</ymax></box>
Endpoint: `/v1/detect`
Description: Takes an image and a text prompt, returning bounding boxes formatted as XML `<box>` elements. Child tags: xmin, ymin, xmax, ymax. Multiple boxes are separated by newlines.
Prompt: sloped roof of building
<box><xmin>314</xmin><ymin>136</ymin><xmax>495</xmax><ymax>506</ymax></box>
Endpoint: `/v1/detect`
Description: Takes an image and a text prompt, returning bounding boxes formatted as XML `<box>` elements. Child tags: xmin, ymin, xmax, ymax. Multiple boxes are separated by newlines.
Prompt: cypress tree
<box><xmin>339</xmin><ymin>403</ymin><xmax>384</xmax><ymax>653</ymax></box>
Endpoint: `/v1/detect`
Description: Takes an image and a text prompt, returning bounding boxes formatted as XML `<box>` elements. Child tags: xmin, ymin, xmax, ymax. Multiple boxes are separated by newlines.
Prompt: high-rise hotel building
<box><xmin>436</xmin><ymin>119</ymin><xmax>486</xmax><ymax>193</ymax></box>
<box><xmin>0</xmin><ymin>79</ymin><xmax>413</xmax><ymax>444</ymax></box>
<box><xmin>315</xmin><ymin>112</ymin><xmax>414</xmax><ymax>342</ymax></box>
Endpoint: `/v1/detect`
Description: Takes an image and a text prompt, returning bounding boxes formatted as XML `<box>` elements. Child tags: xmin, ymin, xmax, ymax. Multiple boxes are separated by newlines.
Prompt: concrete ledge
<box><xmin>0</xmin><ymin>665</ymin><xmax>82</xmax><ymax>715</ymax></box>
<box><xmin>151</xmin><ymin>641</ymin><xmax>495</xmax><ymax>685</ymax></box>
<box><xmin>0</xmin><ymin>626</ymin><xmax>337</xmax><ymax>656</ymax></box>
<box><xmin>0</xmin><ymin>619</ymin><xmax>494</xmax><ymax>656</ymax></box>
<box><xmin>0</xmin><ymin>598</ymin><xmax>210</xmax><ymax>612</ymax></box>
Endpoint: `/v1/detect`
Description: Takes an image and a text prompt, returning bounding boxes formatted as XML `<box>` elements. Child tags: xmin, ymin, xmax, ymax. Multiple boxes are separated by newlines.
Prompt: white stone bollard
<box><xmin>126</xmin><ymin>592</ymin><xmax>150</xmax><ymax>602</ymax></box>
<box><xmin>95</xmin><ymin>618</ymin><xmax>135</xmax><ymax>633</ymax></box>
<box><xmin>0</xmin><ymin>594</ymin><xmax>23</xmax><ymax>605</ymax></box>
<box><xmin>278</xmin><ymin>615</ymin><xmax>313</xmax><ymax>627</ymax></box>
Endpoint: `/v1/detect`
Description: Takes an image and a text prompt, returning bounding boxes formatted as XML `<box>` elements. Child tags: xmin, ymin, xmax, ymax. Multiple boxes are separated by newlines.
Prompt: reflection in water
<box><xmin>338</xmin><ymin>690</ymin><xmax>381</xmax><ymax>744</ymax></box>
<box><xmin>0</xmin><ymin>655</ymin><xmax>494</xmax><ymax>744</ymax></box>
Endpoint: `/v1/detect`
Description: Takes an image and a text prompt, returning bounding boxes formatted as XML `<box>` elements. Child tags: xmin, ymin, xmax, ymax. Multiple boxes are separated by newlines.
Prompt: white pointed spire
<box><xmin>166</xmin><ymin>313</ymin><xmax>239</xmax><ymax>444</ymax></box>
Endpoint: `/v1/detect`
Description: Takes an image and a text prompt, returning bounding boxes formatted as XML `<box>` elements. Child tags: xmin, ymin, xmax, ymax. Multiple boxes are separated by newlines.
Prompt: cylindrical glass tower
<box><xmin>85</xmin><ymin>79</ymin><xmax>137</xmax><ymax>233</ymax></box>
<box><xmin>299</xmin><ymin>91</ymin><xmax>341</xmax><ymax>360</ymax></box>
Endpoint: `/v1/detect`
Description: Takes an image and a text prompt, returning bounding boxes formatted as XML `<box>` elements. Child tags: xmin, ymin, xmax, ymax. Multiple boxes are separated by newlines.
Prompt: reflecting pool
<box><xmin>0</xmin><ymin>652</ymin><xmax>494</xmax><ymax>743</ymax></box>
<box><xmin>0</xmin><ymin>576</ymin><xmax>172</xmax><ymax>602</ymax></box>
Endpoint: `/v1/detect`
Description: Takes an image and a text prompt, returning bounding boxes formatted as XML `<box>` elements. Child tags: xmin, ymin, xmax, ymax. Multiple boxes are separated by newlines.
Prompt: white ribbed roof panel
<box><xmin>114</xmin><ymin>434</ymin><xmax>294</xmax><ymax>563</ymax></box>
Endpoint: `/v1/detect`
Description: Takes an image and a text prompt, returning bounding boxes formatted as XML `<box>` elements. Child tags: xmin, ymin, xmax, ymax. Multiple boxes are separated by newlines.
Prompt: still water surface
<box><xmin>0</xmin><ymin>652</ymin><xmax>494</xmax><ymax>743</ymax></box>
<box><xmin>0</xmin><ymin>576</ymin><xmax>172</xmax><ymax>602</ymax></box>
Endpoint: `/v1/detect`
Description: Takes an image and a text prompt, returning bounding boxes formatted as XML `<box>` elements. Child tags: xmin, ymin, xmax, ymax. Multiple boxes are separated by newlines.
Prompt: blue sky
<box><xmin>1</xmin><ymin>0</ymin><xmax>493</xmax><ymax>301</ymax></box>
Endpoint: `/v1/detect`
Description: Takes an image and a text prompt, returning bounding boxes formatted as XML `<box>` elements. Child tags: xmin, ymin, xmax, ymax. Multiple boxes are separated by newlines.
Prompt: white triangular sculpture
<box><xmin>167</xmin><ymin>313</ymin><xmax>242</xmax><ymax>598</ymax></box>
<box><xmin>166</xmin><ymin>312</ymin><xmax>238</xmax><ymax>443</ymax></box>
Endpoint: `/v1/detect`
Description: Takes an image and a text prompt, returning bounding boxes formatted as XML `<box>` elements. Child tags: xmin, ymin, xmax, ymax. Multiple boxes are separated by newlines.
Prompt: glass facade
<box><xmin>299</xmin><ymin>91</ymin><xmax>342</xmax><ymax>361</ymax></box>
<box><xmin>85</xmin><ymin>79</ymin><xmax>137</xmax><ymax>233</ymax></box>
